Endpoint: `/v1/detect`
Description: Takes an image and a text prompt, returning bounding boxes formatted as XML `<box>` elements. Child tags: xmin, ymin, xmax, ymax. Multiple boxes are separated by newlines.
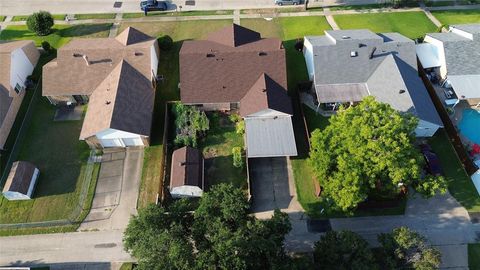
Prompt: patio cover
<box><xmin>416</xmin><ymin>43</ymin><xmax>441</xmax><ymax>69</ymax></box>
<box><xmin>245</xmin><ymin>116</ymin><xmax>297</xmax><ymax>158</ymax></box>
<box><xmin>448</xmin><ymin>75</ymin><xmax>480</xmax><ymax>100</ymax></box>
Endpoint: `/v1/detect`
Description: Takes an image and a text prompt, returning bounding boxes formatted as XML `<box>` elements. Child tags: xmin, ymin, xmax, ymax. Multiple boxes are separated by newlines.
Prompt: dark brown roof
<box><xmin>2</xmin><ymin>161</ymin><xmax>37</xmax><ymax>195</ymax></box>
<box><xmin>207</xmin><ymin>24</ymin><xmax>261</xmax><ymax>47</ymax></box>
<box><xmin>79</xmin><ymin>60</ymin><xmax>154</xmax><ymax>139</ymax></box>
<box><xmin>43</xmin><ymin>27</ymin><xmax>158</xmax><ymax>96</ymax></box>
<box><xmin>179</xmin><ymin>24</ymin><xmax>287</xmax><ymax>105</ymax></box>
<box><xmin>170</xmin><ymin>146</ymin><xmax>203</xmax><ymax>189</ymax></box>
<box><xmin>240</xmin><ymin>73</ymin><xmax>293</xmax><ymax>117</ymax></box>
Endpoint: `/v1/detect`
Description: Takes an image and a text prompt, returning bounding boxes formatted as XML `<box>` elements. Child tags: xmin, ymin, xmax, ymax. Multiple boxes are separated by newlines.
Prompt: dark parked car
<box><xmin>140</xmin><ymin>0</ymin><xmax>168</xmax><ymax>11</ymax></box>
<box><xmin>275</xmin><ymin>0</ymin><xmax>301</xmax><ymax>6</ymax></box>
<box><xmin>420</xmin><ymin>145</ymin><xmax>443</xmax><ymax>176</ymax></box>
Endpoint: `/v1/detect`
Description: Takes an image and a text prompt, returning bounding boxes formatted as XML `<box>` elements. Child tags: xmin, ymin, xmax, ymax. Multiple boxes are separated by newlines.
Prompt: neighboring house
<box><xmin>42</xmin><ymin>27</ymin><xmax>159</xmax><ymax>148</ymax></box>
<box><xmin>2</xmin><ymin>161</ymin><xmax>39</xmax><ymax>200</ymax></box>
<box><xmin>179</xmin><ymin>24</ymin><xmax>297</xmax><ymax>158</ymax></box>
<box><xmin>303</xmin><ymin>29</ymin><xmax>443</xmax><ymax>137</ymax></box>
<box><xmin>416</xmin><ymin>24</ymin><xmax>480</xmax><ymax>106</ymax></box>
<box><xmin>0</xmin><ymin>40</ymin><xmax>40</xmax><ymax>150</ymax></box>
<box><xmin>170</xmin><ymin>146</ymin><xmax>204</xmax><ymax>198</ymax></box>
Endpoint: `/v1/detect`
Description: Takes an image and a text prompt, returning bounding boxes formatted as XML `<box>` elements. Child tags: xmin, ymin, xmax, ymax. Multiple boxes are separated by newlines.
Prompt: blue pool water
<box><xmin>459</xmin><ymin>109</ymin><xmax>480</xmax><ymax>145</ymax></box>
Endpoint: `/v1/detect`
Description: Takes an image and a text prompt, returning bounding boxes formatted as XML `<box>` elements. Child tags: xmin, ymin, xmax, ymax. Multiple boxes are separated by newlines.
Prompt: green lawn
<box><xmin>75</xmin><ymin>13</ymin><xmax>116</xmax><ymax>20</ymax></box>
<box><xmin>0</xmin><ymin>95</ymin><xmax>96</xmax><ymax>223</ymax></box>
<box><xmin>330</xmin><ymin>3</ymin><xmax>394</xmax><ymax>10</ymax></box>
<box><xmin>431</xmin><ymin>10</ymin><xmax>480</xmax><ymax>26</ymax></box>
<box><xmin>11</xmin><ymin>14</ymin><xmax>66</xmax><ymax>21</ymax></box>
<box><xmin>429</xmin><ymin>131</ymin><xmax>480</xmax><ymax>213</ymax></box>
<box><xmin>334</xmin><ymin>12</ymin><xmax>438</xmax><ymax>39</ymax></box>
<box><xmin>0</xmin><ymin>24</ymin><xmax>112</xmax><ymax>48</ymax></box>
<box><xmin>122</xmin><ymin>10</ymin><xmax>233</xmax><ymax>19</ymax></box>
<box><xmin>0</xmin><ymin>16</ymin><xmax>5</xmax><ymax>22</ymax></box>
<box><xmin>469</xmin><ymin>243</ymin><xmax>480</xmax><ymax>270</ymax></box>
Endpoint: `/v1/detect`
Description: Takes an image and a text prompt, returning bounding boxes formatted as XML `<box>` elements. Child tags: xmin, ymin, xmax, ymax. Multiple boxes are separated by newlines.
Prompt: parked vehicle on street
<box><xmin>275</xmin><ymin>0</ymin><xmax>301</xmax><ymax>6</ymax></box>
<box><xmin>140</xmin><ymin>0</ymin><xmax>168</xmax><ymax>11</ymax></box>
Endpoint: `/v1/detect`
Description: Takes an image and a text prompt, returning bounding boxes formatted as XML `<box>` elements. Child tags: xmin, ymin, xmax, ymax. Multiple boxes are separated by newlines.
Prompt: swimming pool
<box><xmin>459</xmin><ymin>109</ymin><xmax>480</xmax><ymax>145</ymax></box>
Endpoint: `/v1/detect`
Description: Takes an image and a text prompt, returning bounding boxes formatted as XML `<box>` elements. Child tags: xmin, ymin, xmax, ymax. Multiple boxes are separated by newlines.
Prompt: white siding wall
<box><xmin>2</xmin><ymin>191</ymin><xmax>30</xmax><ymax>200</ymax></box>
<box><xmin>415</xmin><ymin>119</ymin><xmax>441</xmax><ymax>137</ymax></box>
<box><xmin>26</xmin><ymin>168</ymin><xmax>39</xmax><ymax>198</ymax></box>
<box><xmin>150</xmin><ymin>44</ymin><xmax>159</xmax><ymax>78</ymax></box>
<box><xmin>424</xmin><ymin>36</ymin><xmax>447</xmax><ymax>79</ymax></box>
<box><xmin>170</xmin><ymin>186</ymin><xmax>203</xmax><ymax>198</ymax></box>
<box><xmin>303</xmin><ymin>38</ymin><xmax>315</xmax><ymax>81</ymax></box>
<box><xmin>95</xmin><ymin>128</ymin><xmax>144</xmax><ymax>148</ymax></box>
<box><xmin>10</xmin><ymin>48</ymin><xmax>34</xmax><ymax>91</ymax></box>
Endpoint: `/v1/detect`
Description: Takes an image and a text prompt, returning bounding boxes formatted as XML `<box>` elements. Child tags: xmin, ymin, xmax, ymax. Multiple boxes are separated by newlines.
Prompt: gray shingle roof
<box><xmin>305</xmin><ymin>29</ymin><xmax>442</xmax><ymax>126</ymax></box>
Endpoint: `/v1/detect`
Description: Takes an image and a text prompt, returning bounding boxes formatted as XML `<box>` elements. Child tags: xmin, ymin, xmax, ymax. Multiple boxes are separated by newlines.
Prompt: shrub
<box><xmin>172</xmin><ymin>103</ymin><xmax>209</xmax><ymax>148</ymax></box>
<box><xmin>228</xmin><ymin>113</ymin><xmax>242</xmax><ymax>123</ymax></box>
<box><xmin>232</xmin><ymin>147</ymin><xmax>243</xmax><ymax>168</ymax></box>
<box><xmin>235</xmin><ymin>120</ymin><xmax>245</xmax><ymax>135</ymax></box>
<box><xmin>158</xmin><ymin>35</ymin><xmax>173</xmax><ymax>51</ymax></box>
<box><xmin>27</xmin><ymin>11</ymin><xmax>54</xmax><ymax>36</ymax></box>
<box><xmin>41</xmin><ymin>41</ymin><xmax>51</xmax><ymax>52</ymax></box>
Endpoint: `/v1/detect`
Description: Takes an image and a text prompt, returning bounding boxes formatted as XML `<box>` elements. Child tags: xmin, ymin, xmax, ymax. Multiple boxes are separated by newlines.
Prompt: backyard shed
<box><xmin>169</xmin><ymin>146</ymin><xmax>204</xmax><ymax>198</ymax></box>
<box><xmin>2</xmin><ymin>161</ymin><xmax>39</xmax><ymax>200</ymax></box>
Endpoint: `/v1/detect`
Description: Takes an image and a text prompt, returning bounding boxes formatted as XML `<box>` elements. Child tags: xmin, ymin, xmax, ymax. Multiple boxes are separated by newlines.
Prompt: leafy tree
<box><xmin>27</xmin><ymin>11</ymin><xmax>54</xmax><ymax>36</ymax></box>
<box><xmin>378</xmin><ymin>227</ymin><xmax>442</xmax><ymax>270</ymax></box>
<box><xmin>414</xmin><ymin>175</ymin><xmax>448</xmax><ymax>198</ymax></box>
<box><xmin>232</xmin><ymin>147</ymin><xmax>243</xmax><ymax>168</ymax></box>
<box><xmin>124</xmin><ymin>184</ymin><xmax>292</xmax><ymax>270</ymax></box>
<box><xmin>313</xmin><ymin>230</ymin><xmax>377</xmax><ymax>270</ymax></box>
<box><xmin>172</xmin><ymin>103</ymin><xmax>209</xmax><ymax>147</ymax></box>
<box><xmin>309</xmin><ymin>97</ymin><xmax>444</xmax><ymax>211</ymax></box>
<box><xmin>158</xmin><ymin>35</ymin><xmax>173</xmax><ymax>51</ymax></box>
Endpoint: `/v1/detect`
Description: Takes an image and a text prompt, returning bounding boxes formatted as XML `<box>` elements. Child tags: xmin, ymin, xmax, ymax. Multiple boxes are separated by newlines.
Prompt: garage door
<box><xmin>99</xmin><ymin>138</ymin><xmax>124</xmax><ymax>148</ymax></box>
<box><xmin>123</xmin><ymin>137</ymin><xmax>144</xmax><ymax>146</ymax></box>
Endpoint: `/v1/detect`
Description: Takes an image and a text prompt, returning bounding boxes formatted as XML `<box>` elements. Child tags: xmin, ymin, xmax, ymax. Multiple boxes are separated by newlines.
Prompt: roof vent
<box><xmin>134</xmin><ymin>52</ymin><xmax>143</xmax><ymax>56</ymax></box>
<box><xmin>222</xmin><ymin>86</ymin><xmax>226</xmax><ymax>89</ymax></box>
<box><xmin>206</xmin><ymin>53</ymin><xmax>215</xmax><ymax>58</ymax></box>
<box><xmin>105</xmin><ymin>101</ymin><xmax>111</xmax><ymax>105</ymax></box>
<box><xmin>73</xmin><ymin>53</ymin><xmax>83</xmax><ymax>57</ymax></box>
<box><xmin>262</xmin><ymin>88</ymin><xmax>267</xmax><ymax>92</ymax></box>
<box><xmin>342</xmin><ymin>36</ymin><xmax>351</xmax><ymax>39</ymax></box>
<box><xmin>369</xmin><ymin>47</ymin><xmax>377</xmax><ymax>59</ymax></box>
<box><xmin>259</xmin><ymin>52</ymin><xmax>267</xmax><ymax>56</ymax></box>
<box><xmin>350</xmin><ymin>51</ymin><xmax>358</xmax><ymax>57</ymax></box>
<box><xmin>359</xmin><ymin>43</ymin><xmax>367</xmax><ymax>48</ymax></box>
<box><xmin>399</xmin><ymin>89</ymin><xmax>406</xmax><ymax>94</ymax></box>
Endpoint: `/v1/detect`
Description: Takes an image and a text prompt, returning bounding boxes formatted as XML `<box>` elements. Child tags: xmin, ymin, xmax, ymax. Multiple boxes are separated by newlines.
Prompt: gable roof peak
<box><xmin>207</xmin><ymin>24</ymin><xmax>261</xmax><ymax>47</ymax></box>
<box><xmin>115</xmin><ymin>27</ymin><xmax>153</xmax><ymax>46</ymax></box>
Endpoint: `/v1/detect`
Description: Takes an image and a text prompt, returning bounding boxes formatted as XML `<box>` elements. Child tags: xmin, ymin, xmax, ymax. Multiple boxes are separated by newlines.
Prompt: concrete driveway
<box><xmin>79</xmin><ymin>147</ymin><xmax>143</xmax><ymax>231</ymax></box>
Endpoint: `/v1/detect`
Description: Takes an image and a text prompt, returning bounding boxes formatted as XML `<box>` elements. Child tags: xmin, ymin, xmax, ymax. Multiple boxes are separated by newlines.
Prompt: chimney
<box><xmin>83</xmin><ymin>55</ymin><xmax>90</xmax><ymax>66</ymax></box>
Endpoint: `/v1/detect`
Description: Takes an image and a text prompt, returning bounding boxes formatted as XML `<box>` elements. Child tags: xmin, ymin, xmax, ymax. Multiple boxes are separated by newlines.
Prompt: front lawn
<box><xmin>0</xmin><ymin>94</ymin><xmax>97</xmax><ymax>224</ymax></box>
<box><xmin>75</xmin><ymin>13</ymin><xmax>116</xmax><ymax>20</ymax></box>
<box><xmin>334</xmin><ymin>12</ymin><xmax>438</xmax><ymax>39</ymax></box>
<box><xmin>429</xmin><ymin>131</ymin><xmax>480</xmax><ymax>213</ymax></box>
<box><xmin>431</xmin><ymin>10</ymin><xmax>480</xmax><ymax>26</ymax></box>
<box><xmin>469</xmin><ymin>243</ymin><xmax>480</xmax><ymax>270</ymax></box>
<box><xmin>0</xmin><ymin>24</ymin><xmax>112</xmax><ymax>48</ymax></box>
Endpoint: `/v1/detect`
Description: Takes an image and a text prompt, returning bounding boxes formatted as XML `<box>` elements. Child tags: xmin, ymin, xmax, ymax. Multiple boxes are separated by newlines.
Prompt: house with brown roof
<box><xmin>2</xmin><ymin>161</ymin><xmax>39</xmax><ymax>200</ymax></box>
<box><xmin>0</xmin><ymin>40</ymin><xmax>40</xmax><ymax>150</ymax></box>
<box><xmin>169</xmin><ymin>146</ymin><xmax>204</xmax><ymax>198</ymax></box>
<box><xmin>42</xmin><ymin>27</ymin><xmax>159</xmax><ymax>148</ymax></box>
<box><xmin>179</xmin><ymin>24</ymin><xmax>298</xmax><ymax>158</ymax></box>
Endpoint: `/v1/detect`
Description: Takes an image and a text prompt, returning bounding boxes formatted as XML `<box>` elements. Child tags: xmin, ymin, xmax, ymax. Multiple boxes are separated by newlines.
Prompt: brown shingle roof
<box><xmin>42</xmin><ymin>27</ymin><xmax>158</xmax><ymax>96</ymax></box>
<box><xmin>240</xmin><ymin>73</ymin><xmax>293</xmax><ymax>117</ymax></box>
<box><xmin>206</xmin><ymin>24</ymin><xmax>261</xmax><ymax>47</ymax></box>
<box><xmin>3</xmin><ymin>161</ymin><xmax>37</xmax><ymax>195</ymax></box>
<box><xmin>170</xmin><ymin>146</ymin><xmax>203</xmax><ymax>189</ymax></box>
<box><xmin>179</xmin><ymin>24</ymin><xmax>287</xmax><ymax>105</ymax></box>
<box><xmin>79</xmin><ymin>60</ymin><xmax>155</xmax><ymax>139</ymax></box>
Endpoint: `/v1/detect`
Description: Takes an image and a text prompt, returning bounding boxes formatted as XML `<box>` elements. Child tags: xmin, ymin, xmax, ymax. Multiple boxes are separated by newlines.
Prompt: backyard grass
<box><xmin>0</xmin><ymin>24</ymin><xmax>112</xmax><ymax>48</ymax></box>
<box><xmin>334</xmin><ymin>12</ymin><xmax>438</xmax><ymax>39</ymax></box>
<box><xmin>429</xmin><ymin>131</ymin><xmax>480</xmax><ymax>213</ymax></box>
<box><xmin>122</xmin><ymin>10</ymin><xmax>233</xmax><ymax>19</ymax></box>
<box><xmin>469</xmin><ymin>243</ymin><xmax>480</xmax><ymax>270</ymax></box>
<box><xmin>74</xmin><ymin>13</ymin><xmax>116</xmax><ymax>20</ymax></box>
<box><xmin>11</xmin><ymin>14</ymin><xmax>66</xmax><ymax>21</ymax></box>
<box><xmin>0</xmin><ymin>16</ymin><xmax>5</xmax><ymax>22</ymax></box>
<box><xmin>431</xmin><ymin>10</ymin><xmax>480</xmax><ymax>26</ymax></box>
<box><xmin>0</xmin><ymin>95</ymin><xmax>95</xmax><ymax>223</ymax></box>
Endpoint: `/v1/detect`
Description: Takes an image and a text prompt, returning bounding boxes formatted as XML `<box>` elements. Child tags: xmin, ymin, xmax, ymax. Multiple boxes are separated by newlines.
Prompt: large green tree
<box><xmin>124</xmin><ymin>184</ymin><xmax>292</xmax><ymax>270</ymax></box>
<box><xmin>309</xmin><ymin>96</ymin><xmax>445</xmax><ymax>211</ymax></box>
<box><xmin>27</xmin><ymin>11</ymin><xmax>54</xmax><ymax>36</ymax></box>
<box><xmin>314</xmin><ymin>230</ymin><xmax>377</xmax><ymax>270</ymax></box>
<box><xmin>378</xmin><ymin>227</ymin><xmax>442</xmax><ymax>269</ymax></box>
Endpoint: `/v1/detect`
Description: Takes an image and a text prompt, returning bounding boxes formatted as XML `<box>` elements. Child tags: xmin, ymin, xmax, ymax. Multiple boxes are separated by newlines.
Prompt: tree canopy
<box><xmin>124</xmin><ymin>184</ymin><xmax>292</xmax><ymax>270</ymax></box>
<box><xmin>309</xmin><ymin>97</ymin><xmax>445</xmax><ymax>211</ymax></box>
<box><xmin>314</xmin><ymin>230</ymin><xmax>377</xmax><ymax>270</ymax></box>
<box><xmin>27</xmin><ymin>11</ymin><xmax>54</xmax><ymax>36</ymax></box>
<box><xmin>378</xmin><ymin>226</ymin><xmax>442</xmax><ymax>269</ymax></box>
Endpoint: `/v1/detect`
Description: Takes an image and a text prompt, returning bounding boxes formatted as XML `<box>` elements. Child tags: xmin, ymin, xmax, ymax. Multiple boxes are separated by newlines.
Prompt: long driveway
<box><xmin>0</xmin><ymin>148</ymin><xmax>144</xmax><ymax>267</ymax></box>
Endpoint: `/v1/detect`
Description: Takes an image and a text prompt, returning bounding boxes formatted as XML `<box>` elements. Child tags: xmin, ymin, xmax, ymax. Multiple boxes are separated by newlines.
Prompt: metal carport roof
<box><xmin>416</xmin><ymin>43</ymin><xmax>441</xmax><ymax>69</ymax></box>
